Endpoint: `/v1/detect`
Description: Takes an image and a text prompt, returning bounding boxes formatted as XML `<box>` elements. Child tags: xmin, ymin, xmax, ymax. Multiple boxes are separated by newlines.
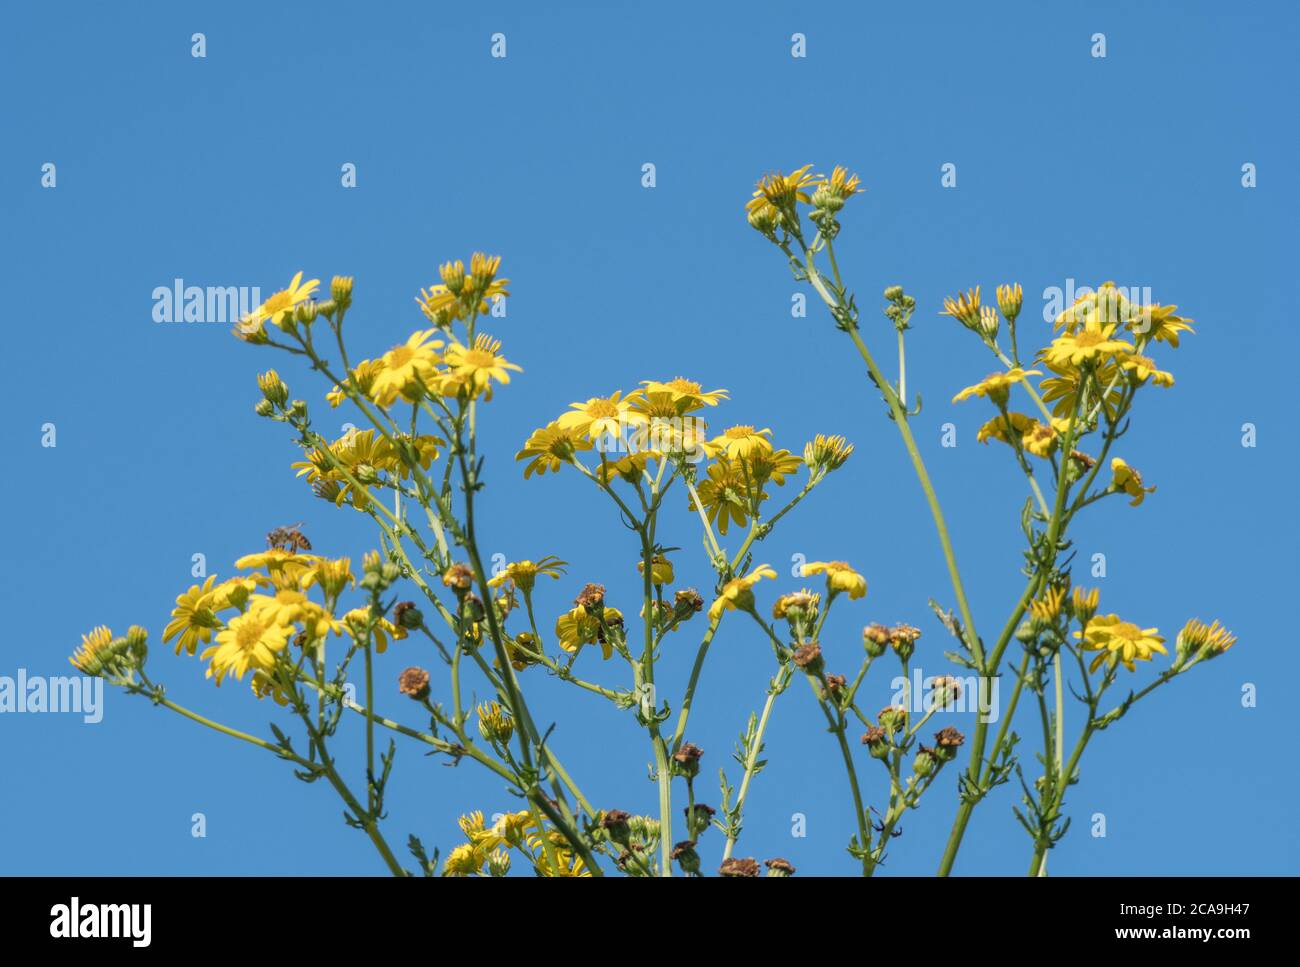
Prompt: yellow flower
<box><xmin>369</xmin><ymin>330</ymin><xmax>445</xmax><ymax>407</ymax></box>
<box><xmin>638</xmin><ymin>554</ymin><xmax>675</xmax><ymax>586</ymax></box>
<box><xmin>1110</xmin><ymin>457</ymin><xmax>1155</xmax><ymax>506</ymax></box>
<box><xmin>236</xmin><ymin>271</ymin><xmax>319</xmax><ymax>340</ymax></box>
<box><xmin>747</xmin><ymin>164</ymin><xmax>817</xmax><ymax>214</ymax></box>
<box><xmin>1030</xmin><ymin>586</ymin><xmax>1067</xmax><ymax>624</ymax></box>
<box><xmin>746</xmin><ymin>448</ymin><xmax>803</xmax><ymax>487</ymax></box>
<box><xmin>505</xmin><ymin>631</ymin><xmax>542</xmax><ymax>671</ymax></box>
<box><xmin>952</xmin><ymin>368</ymin><xmax>1042</xmax><ymax>404</ymax></box>
<box><xmin>557</xmin><ymin>391</ymin><xmax>646</xmax><ymax>441</ymax></box>
<box><xmin>1039</xmin><ymin>322</ymin><xmax>1134</xmax><ymax>370</ymax></box>
<box><xmin>1072</xmin><ymin>586</ymin><xmax>1100</xmax><ymax>623</ymax></box>
<box><xmin>1176</xmin><ymin>618</ymin><xmax>1238</xmax><ymax>661</ymax></box>
<box><xmin>235</xmin><ymin>549</ymin><xmax>322</xmax><ymax>589</ymax></box>
<box><xmin>940</xmin><ymin>287</ymin><xmax>982</xmax><ymax>329</ymax></box>
<box><xmin>814</xmin><ymin>165</ymin><xmax>863</xmax><ymax>202</ymax></box>
<box><xmin>976</xmin><ymin>412</ymin><xmax>1065</xmax><ymax>458</ymax></box>
<box><xmin>515</xmin><ymin>422</ymin><xmax>593</xmax><ymax>478</ymax></box>
<box><xmin>476</xmin><ymin>701</ymin><xmax>514</xmax><ymax>744</ymax></box>
<box><xmin>1039</xmin><ymin>360</ymin><xmax>1124</xmax><ymax>421</ymax></box>
<box><xmin>803</xmin><ymin>434</ymin><xmax>854</xmax><ymax>475</ymax></box>
<box><xmin>597</xmin><ymin>449</ymin><xmax>660</xmax><ymax>484</ymax></box>
<box><xmin>375</xmin><ymin>433</ymin><xmax>445</xmax><ymax>479</ymax></box>
<box><xmin>773</xmin><ymin>589</ymin><xmax>820</xmax><ymax>620</ymax></box>
<box><xmin>689</xmin><ymin>456</ymin><xmax>764</xmax><ymax>536</ymax></box>
<box><xmin>340</xmin><ymin>608</ymin><xmax>407</xmax><ymax>652</ymax></box>
<box><xmin>1076</xmin><ymin>614</ymin><xmax>1166</xmax><ymax>672</ymax></box>
<box><xmin>441</xmin><ymin>334</ymin><xmax>522</xmax><ymax>400</ymax></box>
<box><xmin>441</xmin><ymin>842</ymin><xmax>484</xmax><ymax>877</ymax></box>
<box><xmin>801</xmin><ymin>561</ymin><xmax>867</xmax><ymax>600</ymax></box>
<box><xmin>705</xmin><ymin>425</ymin><xmax>773</xmax><ymax>460</ymax></box>
<box><xmin>1139</xmin><ymin>303</ymin><xmax>1194</xmax><ymax>347</ymax></box>
<box><xmin>163</xmin><ymin>575</ymin><xmax>223</xmax><ymax>655</ymax></box>
<box><xmin>201</xmin><ymin>611</ymin><xmax>293</xmax><ymax>685</ymax></box>
<box><xmin>1121</xmin><ymin>354</ymin><xmax>1174</xmax><ymax>387</ymax></box>
<box><xmin>996</xmin><ymin>283</ymin><xmax>1023</xmax><ymax>322</ymax></box>
<box><xmin>70</xmin><ymin>626</ymin><xmax>118</xmax><ymax>674</ymax></box>
<box><xmin>707</xmin><ymin>565</ymin><xmax>778</xmax><ymax>622</ymax></box>
<box><xmin>635</xmin><ymin>378</ymin><xmax>729</xmax><ymax>415</ymax></box>
<box><xmin>418</xmin><ymin>253</ymin><xmax>510</xmax><ymax>326</ymax></box>
<box><xmin>488</xmin><ymin>557</ymin><xmax>567</xmax><ymax>594</ymax></box>
<box><xmin>305</xmin><ymin>558</ymin><xmax>354</xmax><ymax>598</ymax></box>
<box><xmin>555</xmin><ymin>605</ymin><xmax>624</xmax><ymax>659</ymax></box>
<box><xmin>251</xmin><ymin>589</ymin><xmax>341</xmax><ymax>640</ymax></box>
<box><xmin>326</xmin><ymin>359</ymin><xmax>385</xmax><ymax>408</ymax></box>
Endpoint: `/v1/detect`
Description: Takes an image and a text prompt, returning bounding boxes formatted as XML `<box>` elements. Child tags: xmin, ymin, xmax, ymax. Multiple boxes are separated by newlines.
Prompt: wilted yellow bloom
<box><xmin>708</xmin><ymin>565</ymin><xmax>778</xmax><ymax>622</ymax></box>
<box><xmin>637</xmin><ymin>554</ymin><xmax>675</xmax><ymax>586</ymax></box>
<box><xmin>326</xmin><ymin>359</ymin><xmax>385</xmax><ymax>408</ymax></box>
<box><xmin>488</xmin><ymin>557</ymin><xmax>567</xmax><ymax>594</ymax></box>
<box><xmin>555</xmin><ymin>605</ymin><xmax>624</xmax><ymax>659</ymax></box>
<box><xmin>516</xmin><ymin>422</ymin><xmax>593</xmax><ymax>478</ymax></box>
<box><xmin>1110</xmin><ymin>458</ymin><xmax>1155</xmax><ymax>506</ymax></box>
<box><xmin>1121</xmin><ymin>354</ymin><xmax>1174</xmax><ymax>387</ymax></box>
<box><xmin>975</xmin><ymin>412</ymin><xmax>1064</xmax><ymax>459</ymax></box>
<box><xmin>801</xmin><ymin>561</ymin><xmax>867</xmax><ymax>600</ymax></box>
<box><xmin>1076</xmin><ymin>614</ymin><xmax>1166</xmax><ymax>673</ymax></box>
<box><xmin>341</xmin><ymin>608</ymin><xmax>407</xmax><ymax>653</ymax></box>
<box><xmin>952</xmin><ymin>368</ymin><xmax>1042</xmax><ymax>405</ymax></box>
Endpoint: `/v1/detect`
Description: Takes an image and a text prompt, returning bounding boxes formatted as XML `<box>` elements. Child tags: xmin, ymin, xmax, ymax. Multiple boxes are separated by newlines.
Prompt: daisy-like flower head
<box><xmin>201</xmin><ymin>610</ymin><xmax>293</xmax><ymax>685</ymax></box>
<box><xmin>747</xmin><ymin>164</ymin><xmax>817</xmax><ymax>216</ymax></box>
<box><xmin>1135</xmin><ymin>303</ymin><xmax>1194</xmax><ymax>347</ymax></box>
<box><xmin>304</xmin><ymin>557</ymin><xmax>354</xmax><ymax>599</ymax></box>
<box><xmin>801</xmin><ymin>561</ymin><xmax>867</xmax><ymax>600</ymax></box>
<box><xmin>689</xmin><ymin>456</ymin><xmax>764</xmax><ymax>536</ymax></box>
<box><xmin>745</xmin><ymin>447</ymin><xmax>803</xmax><ymax>487</ymax></box>
<box><xmin>1039</xmin><ymin>322</ymin><xmax>1134</xmax><ymax>371</ymax></box>
<box><xmin>163</xmin><ymin>575</ymin><xmax>224</xmax><ymax>656</ymax></box>
<box><xmin>1038</xmin><ymin>359</ymin><xmax>1124</xmax><ymax>421</ymax></box>
<box><xmin>1120</xmin><ymin>353</ymin><xmax>1174</xmax><ymax>387</ymax></box>
<box><xmin>940</xmin><ymin>287</ymin><xmax>982</xmax><ymax>329</ymax></box>
<box><xmin>1109</xmin><ymin>457</ymin><xmax>1155</xmax><ymax>506</ymax></box>
<box><xmin>636</xmin><ymin>378</ymin><xmax>729</xmax><ymax>416</ymax></box>
<box><xmin>375</xmin><ymin>433</ymin><xmax>445</xmax><ymax>479</ymax></box>
<box><xmin>369</xmin><ymin>329</ymin><xmax>445</xmax><ymax>408</ymax></box>
<box><xmin>707</xmin><ymin>565</ymin><xmax>778</xmax><ymax>623</ymax></box>
<box><xmin>705</xmin><ymin>425</ymin><xmax>773</xmax><ymax>460</ymax></box>
<box><xmin>975</xmin><ymin>413</ymin><xmax>1066</xmax><ymax>459</ymax></box>
<box><xmin>341</xmin><ymin>607</ymin><xmax>407</xmax><ymax>653</ymax></box>
<box><xmin>515</xmin><ymin>422</ymin><xmax>593</xmax><ymax>479</ymax></box>
<box><xmin>814</xmin><ymin>165</ymin><xmax>863</xmax><ymax>203</ymax></box>
<box><xmin>441</xmin><ymin>334</ymin><xmax>522</xmax><ymax>401</ymax></box>
<box><xmin>951</xmin><ymin>368</ymin><xmax>1042</xmax><ymax>405</ymax></box>
<box><xmin>235</xmin><ymin>549</ymin><xmax>322</xmax><ymax>588</ymax></box>
<box><xmin>555</xmin><ymin>605</ymin><xmax>624</xmax><ymax>660</ymax></box>
<box><xmin>1075</xmin><ymin>613</ymin><xmax>1166</xmax><ymax>673</ymax></box>
<box><xmin>236</xmin><ymin>271</ymin><xmax>320</xmax><ymax>340</ymax></box>
<box><xmin>250</xmin><ymin>589</ymin><xmax>340</xmax><ymax>640</ymax></box>
<box><xmin>487</xmin><ymin>557</ymin><xmax>568</xmax><ymax>594</ymax></box>
<box><xmin>557</xmin><ymin>391</ymin><xmax>646</xmax><ymax>443</ymax></box>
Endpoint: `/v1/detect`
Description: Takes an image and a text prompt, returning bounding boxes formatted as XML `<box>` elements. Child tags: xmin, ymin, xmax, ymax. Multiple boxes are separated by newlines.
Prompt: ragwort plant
<box><xmin>72</xmin><ymin>167</ymin><xmax>1237</xmax><ymax>877</ymax></box>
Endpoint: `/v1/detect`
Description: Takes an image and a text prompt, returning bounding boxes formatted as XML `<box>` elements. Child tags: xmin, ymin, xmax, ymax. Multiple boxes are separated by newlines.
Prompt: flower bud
<box><xmin>257</xmin><ymin>370</ymin><xmax>289</xmax><ymax>408</ymax></box>
<box><xmin>862</xmin><ymin>623</ymin><xmax>890</xmax><ymax>658</ymax></box>
<box><xmin>486</xmin><ymin>848</ymin><xmax>511</xmax><ymax>878</ymax></box>
<box><xmin>331</xmin><ymin>275</ymin><xmax>354</xmax><ymax>309</ymax></box>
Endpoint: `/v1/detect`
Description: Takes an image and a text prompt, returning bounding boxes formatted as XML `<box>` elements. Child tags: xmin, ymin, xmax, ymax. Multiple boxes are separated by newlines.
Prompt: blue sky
<box><xmin>1</xmin><ymin>0</ymin><xmax>1296</xmax><ymax>875</ymax></box>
